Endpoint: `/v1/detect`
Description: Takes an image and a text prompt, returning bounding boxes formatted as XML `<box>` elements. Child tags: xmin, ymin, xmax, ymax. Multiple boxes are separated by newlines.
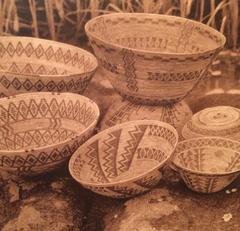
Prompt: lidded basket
<box><xmin>182</xmin><ymin>106</ymin><xmax>240</xmax><ymax>140</ymax></box>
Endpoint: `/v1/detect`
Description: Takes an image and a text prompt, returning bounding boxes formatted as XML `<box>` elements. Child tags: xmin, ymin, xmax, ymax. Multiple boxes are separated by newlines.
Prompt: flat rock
<box><xmin>0</xmin><ymin>168</ymin><xmax>88</xmax><ymax>231</ymax></box>
<box><xmin>103</xmin><ymin>178</ymin><xmax>240</xmax><ymax>231</ymax></box>
<box><xmin>2</xmin><ymin>193</ymin><xmax>75</xmax><ymax>231</ymax></box>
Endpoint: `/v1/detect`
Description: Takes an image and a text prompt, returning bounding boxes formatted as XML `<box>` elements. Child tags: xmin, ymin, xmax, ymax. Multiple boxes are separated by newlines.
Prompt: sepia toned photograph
<box><xmin>0</xmin><ymin>0</ymin><xmax>239</xmax><ymax>230</ymax></box>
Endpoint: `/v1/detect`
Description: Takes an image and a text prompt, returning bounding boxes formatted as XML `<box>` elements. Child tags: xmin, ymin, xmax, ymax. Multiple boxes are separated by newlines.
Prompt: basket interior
<box><xmin>71</xmin><ymin>123</ymin><xmax>177</xmax><ymax>184</ymax></box>
<box><xmin>174</xmin><ymin>139</ymin><xmax>240</xmax><ymax>173</ymax></box>
<box><xmin>88</xmin><ymin>14</ymin><xmax>224</xmax><ymax>54</ymax></box>
<box><xmin>0</xmin><ymin>38</ymin><xmax>97</xmax><ymax>76</ymax></box>
<box><xmin>0</xmin><ymin>94</ymin><xmax>98</xmax><ymax>151</ymax></box>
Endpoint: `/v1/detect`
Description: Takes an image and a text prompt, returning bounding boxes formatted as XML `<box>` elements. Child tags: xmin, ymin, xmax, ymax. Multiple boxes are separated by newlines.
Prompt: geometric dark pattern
<box><xmin>148</xmin><ymin>125</ymin><xmax>177</xmax><ymax>147</ymax></box>
<box><xmin>70</xmin><ymin>121</ymin><xmax>178</xmax><ymax>198</ymax></box>
<box><xmin>136</xmin><ymin>147</ymin><xmax>167</xmax><ymax>163</ymax></box>
<box><xmin>0</xmin><ymin>97</ymin><xmax>97</xmax><ymax>128</ymax></box>
<box><xmin>102</xmin><ymin>129</ymin><xmax>122</xmax><ymax>178</ymax></box>
<box><xmin>135</xmin><ymin>173</ymin><xmax>162</xmax><ymax>189</ymax></box>
<box><xmin>0</xmin><ymin>74</ymin><xmax>92</xmax><ymax>95</ymax></box>
<box><xmin>87</xmin><ymin>14</ymin><xmax>224</xmax><ymax>106</ymax></box>
<box><xmin>0</xmin><ymin>129</ymin><xmax>76</xmax><ymax>150</ymax></box>
<box><xmin>118</xmin><ymin>125</ymin><xmax>147</xmax><ymax>173</ymax></box>
<box><xmin>173</xmin><ymin>137</ymin><xmax>240</xmax><ymax>193</ymax></box>
<box><xmin>0</xmin><ymin>139</ymin><xmax>81</xmax><ymax>175</ymax></box>
<box><xmin>122</xmin><ymin>48</ymin><xmax>138</xmax><ymax>92</ymax></box>
<box><xmin>0</xmin><ymin>92</ymin><xmax>99</xmax><ymax>175</ymax></box>
<box><xmin>0</xmin><ymin>39</ymin><xmax>97</xmax><ymax>96</ymax></box>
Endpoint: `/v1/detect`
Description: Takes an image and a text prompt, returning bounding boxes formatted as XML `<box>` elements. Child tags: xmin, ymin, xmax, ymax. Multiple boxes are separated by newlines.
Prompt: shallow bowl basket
<box><xmin>0</xmin><ymin>36</ymin><xmax>98</xmax><ymax>97</ymax></box>
<box><xmin>182</xmin><ymin>106</ymin><xmax>240</xmax><ymax>140</ymax></box>
<box><xmin>85</xmin><ymin>13</ymin><xmax>226</xmax><ymax>105</ymax></box>
<box><xmin>0</xmin><ymin>92</ymin><xmax>100</xmax><ymax>175</ymax></box>
<box><xmin>69</xmin><ymin>120</ymin><xmax>178</xmax><ymax>198</ymax></box>
<box><xmin>172</xmin><ymin>137</ymin><xmax>240</xmax><ymax>193</ymax></box>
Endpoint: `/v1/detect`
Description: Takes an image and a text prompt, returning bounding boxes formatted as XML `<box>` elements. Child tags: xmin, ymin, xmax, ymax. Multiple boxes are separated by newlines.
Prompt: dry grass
<box><xmin>0</xmin><ymin>0</ymin><xmax>239</xmax><ymax>49</ymax></box>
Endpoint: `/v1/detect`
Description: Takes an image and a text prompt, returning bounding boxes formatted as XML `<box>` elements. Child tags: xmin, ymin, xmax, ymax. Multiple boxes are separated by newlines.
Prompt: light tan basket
<box><xmin>182</xmin><ymin>106</ymin><xmax>240</xmax><ymax>140</ymax></box>
<box><xmin>85</xmin><ymin>13</ymin><xmax>226</xmax><ymax>105</ymax></box>
<box><xmin>0</xmin><ymin>92</ymin><xmax>100</xmax><ymax>175</ymax></box>
<box><xmin>69</xmin><ymin>120</ymin><xmax>178</xmax><ymax>198</ymax></box>
<box><xmin>172</xmin><ymin>137</ymin><xmax>240</xmax><ymax>193</ymax></box>
<box><xmin>100</xmin><ymin>98</ymin><xmax>192</xmax><ymax>135</ymax></box>
<box><xmin>0</xmin><ymin>36</ymin><xmax>98</xmax><ymax>97</ymax></box>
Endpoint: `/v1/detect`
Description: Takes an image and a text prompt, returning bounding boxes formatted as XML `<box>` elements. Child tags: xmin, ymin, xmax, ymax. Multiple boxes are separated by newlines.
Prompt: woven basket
<box><xmin>182</xmin><ymin>106</ymin><xmax>240</xmax><ymax>140</ymax></box>
<box><xmin>172</xmin><ymin>137</ymin><xmax>240</xmax><ymax>193</ymax></box>
<box><xmin>0</xmin><ymin>36</ymin><xmax>98</xmax><ymax>97</ymax></box>
<box><xmin>85</xmin><ymin>13</ymin><xmax>226</xmax><ymax>105</ymax></box>
<box><xmin>0</xmin><ymin>92</ymin><xmax>100</xmax><ymax>175</ymax></box>
<box><xmin>69</xmin><ymin>120</ymin><xmax>178</xmax><ymax>198</ymax></box>
<box><xmin>100</xmin><ymin>98</ymin><xmax>192</xmax><ymax>136</ymax></box>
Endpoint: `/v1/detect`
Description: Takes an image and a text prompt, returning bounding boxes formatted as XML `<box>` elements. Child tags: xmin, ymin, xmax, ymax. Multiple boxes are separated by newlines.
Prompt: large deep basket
<box><xmin>85</xmin><ymin>13</ymin><xmax>226</xmax><ymax>106</ymax></box>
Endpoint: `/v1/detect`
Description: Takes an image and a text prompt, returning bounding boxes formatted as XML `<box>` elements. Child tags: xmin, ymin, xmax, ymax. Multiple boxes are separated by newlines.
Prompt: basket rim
<box><xmin>85</xmin><ymin>13</ymin><xmax>226</xmax><ymax>57</ymax></box>
<box><xmin>0</xmin><ymin>92</ymin><xmax>100</xmax><ymax>155</ymax></box>
<box><xmin>172</xmin><ymin>136</ymin><xmax>240</xmax><ymax>176</ymax></box>
<box><xmin>69</xmin><ymin>119</ymin><xmax>179</xmax><ymax>187</ymax></box>
<box><xmin>0</xmin><ymin>36</ymin><xmax>98</xmax><ymax>78</ymax></box>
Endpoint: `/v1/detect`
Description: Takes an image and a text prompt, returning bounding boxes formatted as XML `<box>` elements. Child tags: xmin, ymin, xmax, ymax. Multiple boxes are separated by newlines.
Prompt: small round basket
<box><xmin>182</xmin><ymin>106</ymin><xmax>240</xmax><ymax>140</ymax></box>
<box><xmin>172</xmin><ymin>137</ymin><xmax>240</xmax><ymax>193</ymax></box>
<box><xmin>0</xmin><ymin>36</ymin><xmax>98</xmax><ymax>97</ymax></box>
<box><xmin>0</xmin><ymin>92</ymin><xmax>100</xmax><ymax>175</ymax></box>
<box><xmin>85</xmin><ymin>13</ymin><xmax>226</xmax><ymax>105</ymax></box>
<box><xmin>69</xmin><ymin>120</ymin><xmax>178</xmax><ymax>198</ymax></box>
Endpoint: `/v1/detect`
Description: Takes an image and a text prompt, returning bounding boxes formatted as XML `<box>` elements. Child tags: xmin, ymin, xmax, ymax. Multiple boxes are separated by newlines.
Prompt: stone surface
<box><xmin>0</xmin><ymin>168</ymin><xmax>88</xmax><ymax>231</ymax></box>
<box><xmin>103</xmin><ymin>178</ymin><xmax>240</xmax><ymax>231</ymax></box>
<box><xmin>2</xmin><ymin>193</ymin><xmax>75</xmax><ymax>231</ymax></box>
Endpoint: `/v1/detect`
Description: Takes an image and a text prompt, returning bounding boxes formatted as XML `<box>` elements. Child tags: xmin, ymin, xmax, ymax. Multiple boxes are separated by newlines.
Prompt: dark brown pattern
<box><xmin>180</xmin><ymin>171</ymin><xmax>238</xmax><ymax>193</ymax></box>
<box><xmin>118</xmin><ymin>125</ymin><xmax>147</xmax><ymax>173</ymax></box>
<box><xmin>87</xmin><ymin>14</ymin><xmax>224</xmax><ymax>106</ymax></box>
<box><xmin>134</xmin><ymin>174</ymin><xmax>161</xmax><ymax>189</ymax></box>
<box><xmin>0</xmin><ymin>98</ymin><xmax>96</xmax><ymax>128</ymax></box>
<box><xmin>136</xmin><ymin>147</ymin><xmax>167</xmax><ymax>163</ymax></box>
<box><xmin>116</xmin><ymin>90</ymin><xmax>181</xmax><ymax>106</ymax></box>
<box><xmin>148</xmin><ymin>125</ymin><xmax>177</xmax><ymax>147</ymax></box>
<box><xmin>122</xmin><ymin>49</ymin><xmax>138</xmax><ymax>92</ymax></box>
<box><xmin>147</xmin><ymin>70</ymin><xmax>202</xmax><ymax>81</ymax></box>
<box><xmin>0</xmin><ymin>74</ymin><xmax>92</xmax><ymax>96</ymax></box>
<box><xmin>0</xmin><ymin>93</ymin><xmax>98</xmax><ymax>174</ymax></box>
<box><xmin>102</xmin><ymin>129</ymin><xmax>122</xmax><ymax>178</ymax></box>
<box><xmin>0</xmin><ymin>39</ymin><xmax>97</xmax><ymax>96</ymax></box>
<box><xmin>88</xmin><ymin>15</ymin><xmax>223</xmax><ymax>49</ymax></box>
<box><xmin>175</xmin><ymin>138</ymin><xmax>240</xmax><ymax>154</ymax></box>
<box><xmin>86</xmin><ymin>140</ymin><xmax>109</xmax><ymax>183</ymax></box>
<box><xmin>104</xmin><ymin>102</ymin><xmax>140</xmax><ymax>128</ymax></box>
<box><xmin>226</xmin><ymin>152</ymin><xmax>240</xmax><ymax>172</ymax></box>
<box><xmin>176</xmin><ymin>21</ymin><xmax>195</xmax><ymax>52</ymax></box>
<box><xmin>0</xmin><ymin>139</ymin><xmax>80</xmax><ymax>174</ymax></box>
<box><xmin>0</xmin><ymin>41</ymin><xmax>94</xmax><ymax>68</ymax></box>
<box><xmin>0</xmin><ymin>128</ymin><xmax>75</xmax><ymax>150</ymax></box>
<box><xmin>90</xmin><ymin>36</ymin><xmax>218</xmax><ymax>62</ymax></box>
<box><xmin>107</xmin><ymin>185</ymin><xmax>146</xmax><ymax>197</ymax></box>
